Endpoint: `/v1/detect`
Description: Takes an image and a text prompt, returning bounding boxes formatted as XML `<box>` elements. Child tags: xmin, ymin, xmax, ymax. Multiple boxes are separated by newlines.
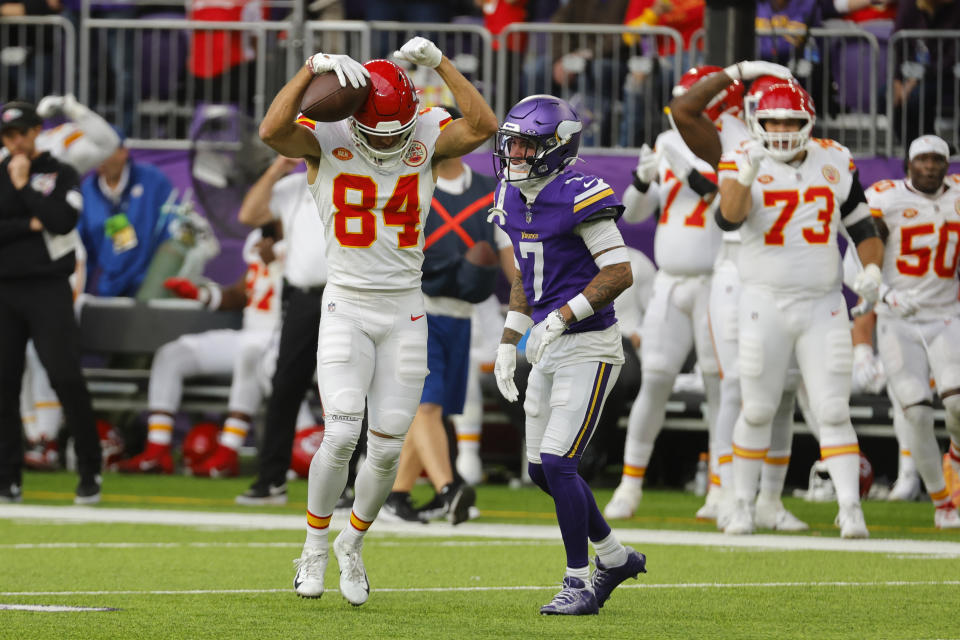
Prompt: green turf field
<box><xmin>1</xmin><ymin>472</ymin><xmax>959</xmax><ymax>639</ymax></box>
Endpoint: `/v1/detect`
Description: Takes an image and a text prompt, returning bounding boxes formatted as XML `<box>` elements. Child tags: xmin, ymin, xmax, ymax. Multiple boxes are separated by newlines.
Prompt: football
<box><xmin>299</xmin><ymin>72</ymin><xmax>371</xmax><ymax>122</ymax></box>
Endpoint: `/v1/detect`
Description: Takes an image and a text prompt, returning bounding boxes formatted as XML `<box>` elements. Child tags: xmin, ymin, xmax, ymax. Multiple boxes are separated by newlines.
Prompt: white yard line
<box><xmin>2</xmin><ymin>505</ymin><xmax>960</xmax><ymax>557</ymax></box>
<box><xmin>0</xmin><ymin>604</ymin><xmax>118</xmax><ymax>612</ymax></box>
<box><xmin>3</xmin><ymin>581</ymin><xmax>960</xmax><ymax>598</ymax></box>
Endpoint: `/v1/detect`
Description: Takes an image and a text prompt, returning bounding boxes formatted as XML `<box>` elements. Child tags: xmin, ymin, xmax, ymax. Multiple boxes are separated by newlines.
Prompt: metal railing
<box><xmin>497</xmin><ymin>23</ymin><xmax>684</xmax><ymax>151</ymax></box>
<box><xmin>0</xmin><ymin>16</ymin><xmax>76</xmax><ymax>103</ymax></box>
<box><xmin>10</xmin><ymin>15</ymin><xmax>956</xmax><ymax>158</ymax></box>
<box><xmin>886</xmin><ymin>29</ymin><xmax>960</xmax><ymax>158</ymax></box>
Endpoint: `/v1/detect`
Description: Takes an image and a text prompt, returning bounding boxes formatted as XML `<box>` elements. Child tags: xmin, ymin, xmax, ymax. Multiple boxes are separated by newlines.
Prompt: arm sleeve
<box><xmin>19</xmin><ymin>165</ymin><xmax>81</xmax><ymax>235</ymax></box>
<box><xmin>574</xmin><ymin>218</ymin><xmax>629</xmax><ymax>260</ymax></box>
<box><xmin>621</xmin><ymin>182</ymin><xmax>660</xmax><ymax>223</ymax></box>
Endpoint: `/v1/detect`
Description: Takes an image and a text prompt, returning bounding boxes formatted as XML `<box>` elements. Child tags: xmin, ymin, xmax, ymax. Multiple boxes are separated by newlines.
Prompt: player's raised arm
<box><xmin>392</xmin><ymin>37</ymin><xmax>498</xmax><ymax>163</ymax></box>
<box><xmin>260</xmin><ymin>54</ymin><xmax>368</xmax><ymax>160</ymax></box>
<box><xmin>668</xmin><ymin>61</ymin><xmax>791</xmax><ymax>169</ymax></box>
<box><xmin>717</xmin><ymin>140</ymin><xmax>766</xmax><ymax>228</ymax></box>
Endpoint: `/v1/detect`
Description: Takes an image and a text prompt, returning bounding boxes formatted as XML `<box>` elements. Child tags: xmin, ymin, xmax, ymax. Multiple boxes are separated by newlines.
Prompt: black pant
<box><xmin>0</xmin><ymin>277</ymin><xmax>101</xmax><ymax>484</ymax></box>
<box><xmin>255</xmin><ymin>283</ymin><xmax>323</xmax><ymax>488</ymax></box>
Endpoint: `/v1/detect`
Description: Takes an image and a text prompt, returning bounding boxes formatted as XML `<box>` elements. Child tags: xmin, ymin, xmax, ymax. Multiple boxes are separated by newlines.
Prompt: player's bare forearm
<box><xmin>855</xmin><ymin>236</ymin><xmax>884</xmax><ymax>269</ymax></box>
<box><xmin>851</xmin><ymin>310</ymin><xmax>876</xmax><ymax>346</ymax></box>
<box><xmin>666</xmin><ymin>72</ymin><xmax>731</xmax><ymax>169</ymax></box>
<box><xmin>259</xmin><ymin>66</ymin><xmax>322</xmax><ymax>159</ymax></box>
<box><xmin>719</xmin><ymin>178</ymin><xmax>751</xmax><ymax>224</ymax></box>
<box><xmin>433</xmin><ymin>57</ymin><xmax>498</xmax><ymax>160</ymax></box>
<box><xmin>239</xmin><ymin>161</ymin><xmax>290</xmax><ymax>226</ymax></box>
<box><xmin>502</xmin><ymin>271</ymin><xmax>531</xmax><ymax>345</ymax></box>
<box><xmin>559</xmin><ymin>260</ymin><xmax>633</xmax><ymax>324</ymax></box>
<box><xmin>219</xmin><ymin>280</ymin><xmax>249</xmax><ymax>311</ymax></box>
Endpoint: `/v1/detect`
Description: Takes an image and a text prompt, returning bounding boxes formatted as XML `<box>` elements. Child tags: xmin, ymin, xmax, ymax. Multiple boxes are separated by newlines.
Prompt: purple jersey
<box><xmin>496</xmin><ymin>170</ymin><xmax>623</xmax><ymax>334</ymax></box>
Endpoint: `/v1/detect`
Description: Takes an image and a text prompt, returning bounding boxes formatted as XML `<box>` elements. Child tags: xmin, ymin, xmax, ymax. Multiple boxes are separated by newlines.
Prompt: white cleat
<box><xmin>603</xmin><ymin>483</ymin><xmax>642</xmax><ymax>520</ymax></box>
<box><xmin>836</xmin><ymin>502</ymin><xmax>869</xmax><ymax>539</ymax></box>
<box><xmin>293</xmin><ymin>544</ymin><xmax>327</xmax><ymax>599</ymax></box>
<box><xmin>755</xmin><ymin>498</ymin><xmax>809</xmax><ymax>532</ymax></box>
<box><xmin>456</xmin><ymin>452</ymin><xmax>484</xmax><ymax>487</ymax></box>
<box><xmin>887</xmin><ymin>473</ymin><xmax>922</xmax><ymax>502</ymax></box>
<box><xmin>333</xmin><ymin>532</ymin><xmax>370</xmax><ymax>606</ymax></box>
<box><xmin>935</xmin><ymin>506</ymin><xmax>960</xmax><ymax>530</ymax></box>
<box><xmin>723</xmin><ymin>500</ymin><xmax>755</xmax><ymax>535</ymax></box>
<box><xmin>695</xmin><ymin>487</ymin><xmax>723</xmax><ymax>521</ymax></box>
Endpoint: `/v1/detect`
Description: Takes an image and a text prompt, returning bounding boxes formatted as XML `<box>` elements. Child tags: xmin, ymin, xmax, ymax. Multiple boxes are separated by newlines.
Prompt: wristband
<box><xmin>567</xmin><ymin>293</ymin><xmax>594</xmax><ymax>322</ymax></box>
<box><xmin>688</xmin><ymin>170</ymin><xmax>719</xmax><ymax>197</ymax></box>
<box><xmin>632</xmin><ymin>173</ymin><xmax>650</xmax><ymax>193</ymax></box>
<box><xmin>202</xmin><ymin>285</ymin><xmax>222</xmax><ymax>310</ymax></box>
<box><xmin>504</xmin><ymin>310</ymin><xmax>533</xmax><ymax>334</ymax></box>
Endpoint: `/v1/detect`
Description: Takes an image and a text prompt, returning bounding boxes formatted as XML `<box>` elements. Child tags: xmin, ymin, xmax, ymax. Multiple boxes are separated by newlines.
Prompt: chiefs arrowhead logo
<box><xmin>822</xmin><ymin>164</ymin><xmax>839</xmax><ymax>184</ymax></box>
<box><xmin>903</xmin><ymin>208</ymin><xmax>919</xmax><ymax>218</ymax></box>
<box><xmin>758</xmin><ymin>175</ymin><xmax>774</xmax><ymax>184</ymax></box>
<box><xmin>403</xmin><ymin>141</ymin><xmax>427</xmax><ymax>167</ymax></box>
<box><xmin>333</xmin><ymin>147</ymin><xmax>353</xmax><ymax>161</ymax></box>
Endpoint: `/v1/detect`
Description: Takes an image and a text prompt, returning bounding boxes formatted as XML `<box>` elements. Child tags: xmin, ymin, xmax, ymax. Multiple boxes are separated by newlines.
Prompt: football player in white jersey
<box><xmin>865</xmin><ymin>134</ymin><xmax>960</xmax><ymax>529</ymax></box>
<box><xmin>15</xmin><ymin>94</ymin><xmax>119</xmax><ymax>469</ymax></box>
<box><xmin>258</xmin><ymin>37</ymin><xmax>497</xmax><ymax>604</ymax></box>
<box><xmin>654</xmin><ymin>63</ymin><xmax>809</xmax><ymax>533</ymax></box>
<box><xmin>716</xmin><ymin>82</ymin><xmax>884</xmax><ymax>538</ymax></box>
<box><xmin>117</xmin><ymin>223</ymin><xmax>291</xmax><ymax>476</ymax></box>
<box><xmin>604</xmin><ymin>66</ymin><xmax>740</xmax><ymax>521</ymax></box>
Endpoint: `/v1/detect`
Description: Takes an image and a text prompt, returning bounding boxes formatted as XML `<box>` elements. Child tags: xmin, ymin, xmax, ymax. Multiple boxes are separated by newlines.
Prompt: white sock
<box><xmin>732</xmin><ymin>413</ymin><xmax>770</xmax><ymax>503</ymax></box>
<box><xmin>592</xmin><ymin>532</ymin><xmax>627</xmax><ymax>568</ymax></box>
<box><xmin>903</xmin><ymin>404</ymin><xmax>946</xmax><ymax>496</ymax></box>
<box><xmin>146</xmin><ymin>414</ymin><xmax>174</xmax><ymax>446</ymax></box>
<box><xmin>621</xmin><ymin>370</ymin><xmax>674</xmax><ymax>475</ymax></box>
<box><xmin>566</xmin><ymin>565</ymin><xmax>591</xmax><ymax>583</ymax></box>
<box><xmin>220</xmin><ymin>417</ymin><xmax>249</xmax><ymax>450</ymax></box>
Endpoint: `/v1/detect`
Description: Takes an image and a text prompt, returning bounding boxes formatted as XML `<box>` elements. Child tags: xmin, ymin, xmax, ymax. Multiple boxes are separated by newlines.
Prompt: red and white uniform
<box><xmin>147</xmin><ymin>229</ymin><xmax>284</xmax><ymax>418</ymax></box>
<box><xmin>303</xmin><ymin>107</ymin><xmax>451</xmax><ymax>438</ymax></box>
<box><xmin>867</xmin><ymin>176</ymin><xmax>960</xmax><ymax>407</ymax></box>
<box><xmin>718</xmin><ymin>138</ymin><xmax>868</xmax><ymax>494</ymax></box>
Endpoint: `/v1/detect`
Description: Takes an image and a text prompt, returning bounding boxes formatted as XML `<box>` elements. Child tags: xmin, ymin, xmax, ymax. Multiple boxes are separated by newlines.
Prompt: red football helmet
<box><xmin>182</xmin><ymin>422</ymin><xmax>220</xmax><ymax>469</ymax></box>
<box><xmin>351</xmin><ymin>59</ymin><xmax>420</xmax><ymax>168</ymax></box>
<box><xmin>743</xmin><ymin>74</ymin><xmax>799</xmax><ymax>131</ymax></box>
<box><xmin>290</xmin><ymin>425</ymin><xmax>325</xmax><ymax>478</ymax></box>
<box><xmin>748</xmin><ymin>82</ymin><xmax>815</xmax><ymax>161</ymax></box>
<box><xmin>97</xmin><ymin>419</ymin><xmax>125</xmax><ymax>471</ymax></box>
<box><xmin>859</xmin><ymin>452</ymin><xmax>874</xmax><ymax>499</ymax></box>
<box><xmin>672</xmin><ymin>65</ymin><xmax>744</xmax><ymax>123</ymax></box>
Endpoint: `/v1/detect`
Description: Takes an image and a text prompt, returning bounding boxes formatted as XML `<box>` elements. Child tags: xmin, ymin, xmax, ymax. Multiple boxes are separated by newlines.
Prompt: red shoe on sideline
<box><xmin>118</xmin><ymin>443</ymin><xmax>174</xmax><ymax>474</ymax></box>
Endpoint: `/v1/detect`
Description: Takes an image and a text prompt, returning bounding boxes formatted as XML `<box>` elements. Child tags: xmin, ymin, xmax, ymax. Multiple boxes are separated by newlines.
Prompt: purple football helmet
<box><xmin>494</xmin><ymin>95</ymin><xmax>583</xmax><ymax>182</ymax></box>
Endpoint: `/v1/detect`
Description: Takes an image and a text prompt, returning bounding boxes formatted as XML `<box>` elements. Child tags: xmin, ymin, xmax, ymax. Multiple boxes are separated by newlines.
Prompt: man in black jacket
<box><xmin>0</xmin><ymin>101</ymin><xmax>102</xmax><ymax>504</ymax></box>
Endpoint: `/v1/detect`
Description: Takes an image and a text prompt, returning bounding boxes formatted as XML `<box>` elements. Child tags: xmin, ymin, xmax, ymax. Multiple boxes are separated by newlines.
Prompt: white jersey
<box><xmin>240</xmin><ymin>229</ymin><xmax>284</xmax><ymax>332</ymax></box>
<box><xmin>866</xmin><ymin>176</ymin><xmax>960</xmax><ymax>319</ymax></box>
<box><xmin>651</xmin><ymin>129</ymin><xmax>721</xmax><ymax>274</ymax></box>
<box><xmin>716</xmin><ymin>112</ymin><xmax>752</xmax><ymax>245</ymax></box>
<box><xmin>718</xmin><ymin>138</ymin><xmax>870</xmax><ymax>298</ymax></box>
<box><xmin>304</xmin><ymin>107</ymin><xmax>450</xmax><ymax>291</ymax></box>
<box><xmin>613</xmin><ymin>247</ymin><xmax>656</xmax><ymax>338</ymax></box>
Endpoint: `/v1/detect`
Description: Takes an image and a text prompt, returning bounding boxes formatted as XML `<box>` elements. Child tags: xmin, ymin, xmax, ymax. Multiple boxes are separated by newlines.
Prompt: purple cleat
<box><xmin>539</xmin><ymin>576</ymin><xmax>599</xmax><ymax>616</ymax></box>
<box><xmin>591</xmin><ymin>546</ymin><xmax>647</xmax><ymax>608</ymax></box>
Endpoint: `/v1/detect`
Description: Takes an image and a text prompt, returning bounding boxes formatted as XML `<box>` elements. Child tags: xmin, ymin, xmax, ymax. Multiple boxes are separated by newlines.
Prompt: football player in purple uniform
<box><xmin>490</xmin><ymin>95</ymin><xmax>646</xmax><ymax>615</ymax></box>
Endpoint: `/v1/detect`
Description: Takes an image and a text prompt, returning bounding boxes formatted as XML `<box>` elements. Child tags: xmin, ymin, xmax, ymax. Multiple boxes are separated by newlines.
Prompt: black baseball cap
<box><xmin>0</xmin><ymin>102</ymin><xmax>43</xmax><ymax>134</ymax></box>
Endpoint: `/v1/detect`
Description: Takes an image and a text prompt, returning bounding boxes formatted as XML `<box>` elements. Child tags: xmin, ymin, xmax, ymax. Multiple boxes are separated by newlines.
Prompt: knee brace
<box><xmin>527</xmin><ymin>461</ymin><xmax>552</xmax><ymax>496</ymax></box>
<box><xmin>816</xmin><ymin>396</ymin><xmax>850</xmax><ymax>426</ymax></box>
<box><xmin>316</xmin><ymin>419</ymin><xmax>362</xmax><ymax>471</ymax></box>
<box><xmin>742</xmin><ymin>401</ymin><xmax>776</xmax><ymax>427</ymax></box>
<box><xmin>364</xmin><ymin>431</ymin><xmax>405</xmax><ymax>479</ymax></box>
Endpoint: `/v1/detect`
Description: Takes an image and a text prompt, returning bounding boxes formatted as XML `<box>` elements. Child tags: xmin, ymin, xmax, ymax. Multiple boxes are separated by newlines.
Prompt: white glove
<box><xmin>393</xmin><ymin>36</ymin><xmax>443</xmax><ymax>69</ymax></box>
<box><xmin>737</xmin><ymin>139</ymin><xmax>767</xmax><ymax>186</ymax></box>
<box><xmin>527</xmin><ymin>310</ymin><xmax>568</xmax><ymax>365</ymax></box>
<box><xmin>305</xmin><ymin>53</ymin><xmax>369</xmax><ymax>89</ymax></box>
<box><xmin>723</xmin><ymin>60</ymin><xmax>793</xmax><ymax>82</ymax></box>
<box><xmin>36</xmin><ymin>95</ymin><xmax>65</xmax><ymax>118</ymax></box>
<box><xmin>660</xmin><ymin>142</ymin><xmax>693</xmax><ymax>183</ymax></box>
<box><xmin>852</xmin><ymin>344</ymin><xmax>886</xmax><ymax>394</ymax></box>
<box><xmin>494</xmin><ymin>343</ymin><xmax>519</xmax><ymax>402</ymax></box>
<box><xmin>881</xmin><ymin>285</ymin><xmax>920</xmax><ymax>317</ymax></box>
<box><xmin>852</xmin><ymin>263</ymin><xmax>883</xmax><ymax>305</ymax></box>
<box><xmin>635</xmin><ymin>143</ymin><xmax>659</xmax><ymax>184</ymax></box>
